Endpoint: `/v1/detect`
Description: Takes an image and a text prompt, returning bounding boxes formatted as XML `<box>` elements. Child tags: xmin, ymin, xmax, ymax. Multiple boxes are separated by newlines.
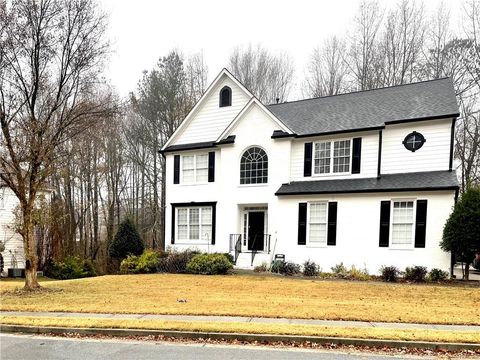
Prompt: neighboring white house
<box><xmin>0</xmin><ymin>184</ymin><xmax>52</xmax><ymax>276</ymax></box>
<box><xmin>161</xmin><ymin>68</ymin><xmax>459</xmax><ymax>273</ymax></box>
<box><xmin>0</xmin><ymin>185</ymin><xmax>25</xmax><ymax>272</ymax></box>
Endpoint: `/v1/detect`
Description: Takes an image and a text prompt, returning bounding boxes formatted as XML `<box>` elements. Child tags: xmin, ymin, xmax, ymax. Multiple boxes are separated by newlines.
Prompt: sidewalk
<box><xmin>1</xmin><ymin>311</ymin><xmax>479</xmax><ymax>332</ymax></box>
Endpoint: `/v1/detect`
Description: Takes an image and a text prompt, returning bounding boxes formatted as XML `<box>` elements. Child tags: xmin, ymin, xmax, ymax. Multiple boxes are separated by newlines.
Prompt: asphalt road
<box><xmin>0</xmin><ymin>334</ymin><xmax>431</xmax><ymax>360</ymax></box>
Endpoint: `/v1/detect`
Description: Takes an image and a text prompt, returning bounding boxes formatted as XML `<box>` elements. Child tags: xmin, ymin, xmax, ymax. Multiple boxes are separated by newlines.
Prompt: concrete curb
<box><xmin>1</xmin><ymin>324</ymin><xmax>479</xmax><ymax>351</ymax></box>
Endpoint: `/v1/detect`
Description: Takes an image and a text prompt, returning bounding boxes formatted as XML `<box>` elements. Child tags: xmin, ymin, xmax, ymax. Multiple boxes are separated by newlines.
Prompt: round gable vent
<box><xmin>403</xmin><ymin>131</ymin><xmax>426</xmax><ymax>152</ymax></box>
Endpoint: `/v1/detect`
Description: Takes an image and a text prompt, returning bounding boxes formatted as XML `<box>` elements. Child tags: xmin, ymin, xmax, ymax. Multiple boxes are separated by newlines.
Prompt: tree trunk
<box><xmin>23</xmin><ymin>207</ymin><xmax>40</xmax><ymax>289</ymax></box>
<box><xmin>465</xmin><ymin>262</ymin><xmax>470</xmax><ymax>281</ymax></box>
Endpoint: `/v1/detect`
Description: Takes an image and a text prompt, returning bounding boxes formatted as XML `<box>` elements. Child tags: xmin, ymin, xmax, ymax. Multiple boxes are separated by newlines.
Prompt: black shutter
<box><xmin>327</xmin><ymin>202</ymin><xmax>337</xmax><ymax>246</ymax></box>
<box><xmin>414</xmin><ymin>200</ymin><xmax>428</xmax><ymax>248</ymax></box>
<box><xmin>379</xmin><ymin>201</ymin><xmax>390</xmax><ymax>247</ymax></box>
<box><xmin>304</xmin><ymin>142</ymin><xmax>312</xmax><ymax>177</ymax></box>
<box><xmin>211</xmin><ymin>204</ymin><xmax>216</xmax><ymax>245</ymax></box>
<box><xmin>173</xmin><ymin>155</ymin><xmax>180</xmax><ymax>184</ymax></box>
<box><xmin>298</xmin><ymin>203</ymin><xmax>307</xmax><ymax>245</ymax></box>
<box><xmin>171</xmin><ymin>205</ymin><xmax>176</xmax><ymax>244</ymax></box>
<box><xmin>352</xmin><ymin>137</ymin><xmax>362</xmax><ymax>174</ymax></box>
<box><xmin>208</xmin><ymin>152</ymin><xmax>215</xmax><ymax>182</ymax></box>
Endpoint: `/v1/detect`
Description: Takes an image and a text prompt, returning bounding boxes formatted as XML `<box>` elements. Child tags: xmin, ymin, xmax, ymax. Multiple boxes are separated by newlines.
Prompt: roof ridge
<box><xmin>267</xmin><ymin>77</ymin><xmax>452</xmax><ymax>107</ymax></box>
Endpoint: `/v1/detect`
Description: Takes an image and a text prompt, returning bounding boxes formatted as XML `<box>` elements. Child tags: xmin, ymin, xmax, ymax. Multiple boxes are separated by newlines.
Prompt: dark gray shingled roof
<box><xmin>267</xmin><ymin>78</ymin><xmax>459</xmax><ymax>136</ymax></box>
<box><xmin>275</xmin><ymin>171</ymin><xmax>459</xmax><ymax>196</ymax></box>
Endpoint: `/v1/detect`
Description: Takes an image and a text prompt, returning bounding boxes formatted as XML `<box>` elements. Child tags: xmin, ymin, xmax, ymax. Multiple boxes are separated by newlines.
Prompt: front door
<box><xmin>248</xmin><ymin>212</ymin><xmax>264</xmax><ymax>251</ymax></box>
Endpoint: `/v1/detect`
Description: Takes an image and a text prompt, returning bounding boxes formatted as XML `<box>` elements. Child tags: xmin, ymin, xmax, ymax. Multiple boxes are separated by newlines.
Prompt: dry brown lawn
<box><xmin>1</xmin><ymin>316</ymin><xmax>479</xmax><ymax>344</ymax></box>
<box><xmin>1</xmin><ymin>274</ymin><xmax>479</xmax><ymax>325</ymax></box>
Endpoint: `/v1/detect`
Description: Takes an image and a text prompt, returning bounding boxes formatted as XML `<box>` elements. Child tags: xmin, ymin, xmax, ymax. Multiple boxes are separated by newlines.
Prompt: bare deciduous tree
<box><xmin>0</xmin><ymin>0</ymin><xmax>111</xmax><ymax>289</ymax></box>
<box><xmin>422</xmin><ymin>1</ymin><xmax>451</xmax><ymax>79</ymax></box>
<box><xmin>228</xmin><ymin>44</ymin><xmax>294</xmax><ymax>104</ymax></box>
<box><xmin>379</xmin><ymin>0</ymin><xmax>425</xmax><ymax>85</ymax></box>
<box><xmin>347</xmin><ymin>0</ymin><xmax>383</xmax><ymax>90</ymax></box>
<box><xmin>304</xmin><ymin>36</ymin><xmax>348</xmax><ymax>97</ymax></box>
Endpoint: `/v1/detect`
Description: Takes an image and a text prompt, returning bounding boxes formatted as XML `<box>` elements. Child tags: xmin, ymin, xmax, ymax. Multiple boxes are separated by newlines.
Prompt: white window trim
<box><xmin>240</xmin><ymin>208</ymin><xmax>269</xmax><ymax>252</ymax></box>
<box><xmin>312</xmin><ymin>138</ymin><xmax>353</xmax><ymax>176</ymax></box>
<box><xmin>389</xmin><ymin>198</ymin><xmax>416</xmax><ymax>250</ymax></box>
<box><xmin>239</xmin><ymin>147</ymin><xmax>268</xmax><ymax>186</ymax></box>
<box><xmin>306</xmin><ymin>201</ymin><xmax>329</xmax><ymax>248</ymax></box>
<box><xmin>175</xmin><ymin>206</ymin><xmax>213</xmax><ymax>244</ymax></box>
<box><xmin>181</xmin><ymin>153</ymin><xmax>209</xmax><ymax>185</ymax></box>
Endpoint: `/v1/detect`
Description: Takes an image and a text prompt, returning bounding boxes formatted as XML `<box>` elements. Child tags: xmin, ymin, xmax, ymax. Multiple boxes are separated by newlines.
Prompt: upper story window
<box><xmin>403</xmin><ymin>131</ymin><xmax>426</xmax><ymax>152</ymax></box>
<box><xmin>182</xmin><ymin>153</ymin><xmax>208</xmax><ymax>183</ymax></box>
<box><xmin>219</xmin><ymin>86</ymin><xmax>232</xmax><ymax>107</ymax></box>
<box><xmin>313</xmin><ymin>139</ymin><xmax>351</xmax><ymax>175</ymax></box>
<box><xmin>240</xmin><ymin>147</ymin><xmax>268</xmax><ymax>184</ymax></box>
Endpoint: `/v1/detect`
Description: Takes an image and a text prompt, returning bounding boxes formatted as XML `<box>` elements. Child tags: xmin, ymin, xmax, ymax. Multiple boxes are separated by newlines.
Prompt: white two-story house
<box><xmin>160</xmin><ymin>69</ymin><xmax>459</xmax><ymax>272</ymax></box>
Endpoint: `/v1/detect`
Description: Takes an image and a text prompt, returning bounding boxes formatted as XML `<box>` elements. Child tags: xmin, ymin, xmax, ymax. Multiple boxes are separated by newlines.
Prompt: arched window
<box><xmin>219</xmin><ymin>86</ymin><xmax>232</xmax><ymax>107</ymax></box>
<box><xmin>240</xmin><ymin>147</ymin><xmax>268</xmax><ymax>184</ymax></box>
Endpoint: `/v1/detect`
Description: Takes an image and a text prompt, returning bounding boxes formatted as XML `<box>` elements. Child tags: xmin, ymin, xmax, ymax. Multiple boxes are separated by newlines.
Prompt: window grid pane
<box><xmin>240</xmin><ymin>147</ymin><xmax>268</xmax><ymax>184</ymax></box>
<box><xmin>196</xmin><ymin>154</ymin><xmax>208</xmax><ymax>182</ymax></box>
<box><xmin>309</xmin><ymin>202</ymin><xmax>327</xmax><ymax>244</ymax></box>
<box><xmin>392</xmin><ymin>201</ymin><xmax>414</xmax><ymax>245</ymax></box>
<box><xmin>314</xmin><ymin>142</ymin><xmax>331</xmax><ymax>174</ymax></box>
<box><xmin>177</xmin><ymin>207</ymin><xmax>213</xmax><ymax>242</ymax></box>
<box><xmin>333</xmin><ymin>140</ymin><xmax>350</xmax><ymax>173</ymax></box>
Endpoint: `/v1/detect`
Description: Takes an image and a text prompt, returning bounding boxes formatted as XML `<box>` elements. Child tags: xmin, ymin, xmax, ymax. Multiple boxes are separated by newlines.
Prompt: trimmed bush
<box><xmin>427</xmin><ymin>268</ymin><xmax>449</xmax><ymax>282</ymax></box>
<box><xmin>380</xmin><ymin>266</ymin><xmax>400</xmax><ymax>282</ymax></box>
<box><xmin>109</xmin><ymin>218</ymin><xmax>144</xmax><ymax>260</ymax></box>
<box><xmin>331</xmin><ymin>262</ymin><xmax>348</xmax><ymax>278</ymax></box>
<box><xmin>279</xmin><ymin>261</ymin><xmax>301</xmax><ymax>276</ymax></box>
<box><xmin>157</xmin><ymin>250</ymin><xmax>199</xmax><ymax>273</ymax></box>
<box><xmin>136</xmin><ymin>250</ymin><xmax>160</xmax><ymax>273</ymax></box>
<box><xmin>404</xmin><ymin>266</ymin><xmax>428</xmax><ymax>282</ymax></box>
<box><xmin>222</xmin><ymin>253</ymin><xmax>235</xmax><ymax>265</ymax></box>
<box><xmin>44</xmin><ymin>256</ymin><xmax>97</xmax><ymax>280</ymax></box>
<box><xmin>120</xmin><ymin>249</ymin><xmax>160</xmax><ymax>274</ymax></box>
<box><xmin>270</xmin><ymin>260</ymin><xmax>283</xmax><ymax>273</ymax></box>
<box><xmin>186</xmin><ymin>253</ymin><xmax>233</xmax><ymax>275</ymax></box>
<box><xmin>254</xmin><ymin>262</ymin><xmax>268</xmax><ymax>273</ymax></box>
<box><xmin>347</xmin><ymin>265</ymin><xmax>372</xmax><ymax>281</ymax></box>
<box><xmin>303</xmin><ymin>260</ymin><xmax>320</xmax><ymax>277</ymax></box>
<box><xmin>120</xmin><ymin>255</ymin><xmax>139</xmax><ymax>274</ymax></box>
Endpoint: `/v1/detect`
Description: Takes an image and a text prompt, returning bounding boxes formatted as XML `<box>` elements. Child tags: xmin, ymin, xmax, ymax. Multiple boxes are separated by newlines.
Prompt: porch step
<box><xmin>234</xmin><ymin>252</ymin><xmax>271</xmax><ymax>270</ymax></box>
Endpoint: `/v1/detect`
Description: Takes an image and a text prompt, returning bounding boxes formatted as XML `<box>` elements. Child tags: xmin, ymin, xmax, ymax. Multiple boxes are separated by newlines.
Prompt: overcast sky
<box><xmin>100</xmin><ymin>0</ymin><xmax>464</xmax><ymax>99</ymax></box>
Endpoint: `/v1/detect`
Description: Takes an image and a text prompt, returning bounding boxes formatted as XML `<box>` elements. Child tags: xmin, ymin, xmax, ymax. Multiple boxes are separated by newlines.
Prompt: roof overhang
<box><xmin>160</xmin><ymin>135</ymin><xmax>236</xmax><ymax>154</ymax></box>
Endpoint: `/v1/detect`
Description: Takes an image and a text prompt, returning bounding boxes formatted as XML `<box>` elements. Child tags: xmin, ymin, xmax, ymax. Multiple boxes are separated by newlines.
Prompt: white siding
<box><xmin>290</xmin><ymin>130</ymin><xmax>379</xmax><ymax>181</ymax></box>
<box><xmin>165</xmin><ymin>103</ymin><xmax>291</xmax><ymax>252</ymax></box>
<box><xmin>273</xmin><ymin>190</ymin><xmax>454</xmax><ymax>273</ymax></box>
<box><xmin>0</xmin><ymin>187</ymin><xmax>25</xmax><ymax>270</ymax></box>
<box><xmin>173</xmin><ymin>75</ymin><xmax>251</xmax><ymax>145</ymax></box>
<box><xmin>381</xmin><ymin>119</ymin><xmax>452</xmax><ymax>174</ymax></box>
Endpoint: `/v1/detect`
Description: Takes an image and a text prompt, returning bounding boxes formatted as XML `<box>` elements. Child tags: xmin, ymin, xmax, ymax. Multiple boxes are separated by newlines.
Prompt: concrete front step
<box><xmin>234</xmin><ymin>252</ymin><xmax>271</xmax><ymax>269</ymax></box>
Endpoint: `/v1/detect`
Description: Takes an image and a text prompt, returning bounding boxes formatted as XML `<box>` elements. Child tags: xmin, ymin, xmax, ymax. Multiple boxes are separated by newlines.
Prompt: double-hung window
<box><xmin>176</xmin><ymin>206</ymin><xmax>212</xmax><ymax>242</ymax></box>
<box><xmin>182</xmin><ymin>154</ymin><xmax>208</xmax><ymax>183</ymax></box>
<box><xmin>313</xmin><ymin>140</ymin><xmax>351</xmax><ymax>175</ymax></box>
<box><xmin>308</xmin><ymin>202</ymin><xmax>328</xmax><ymax>246</ymax></box>
<box><xmin>391</xmin><ymin>201</ymin><xmax>414</xmax><ymax>247</ymax></box>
